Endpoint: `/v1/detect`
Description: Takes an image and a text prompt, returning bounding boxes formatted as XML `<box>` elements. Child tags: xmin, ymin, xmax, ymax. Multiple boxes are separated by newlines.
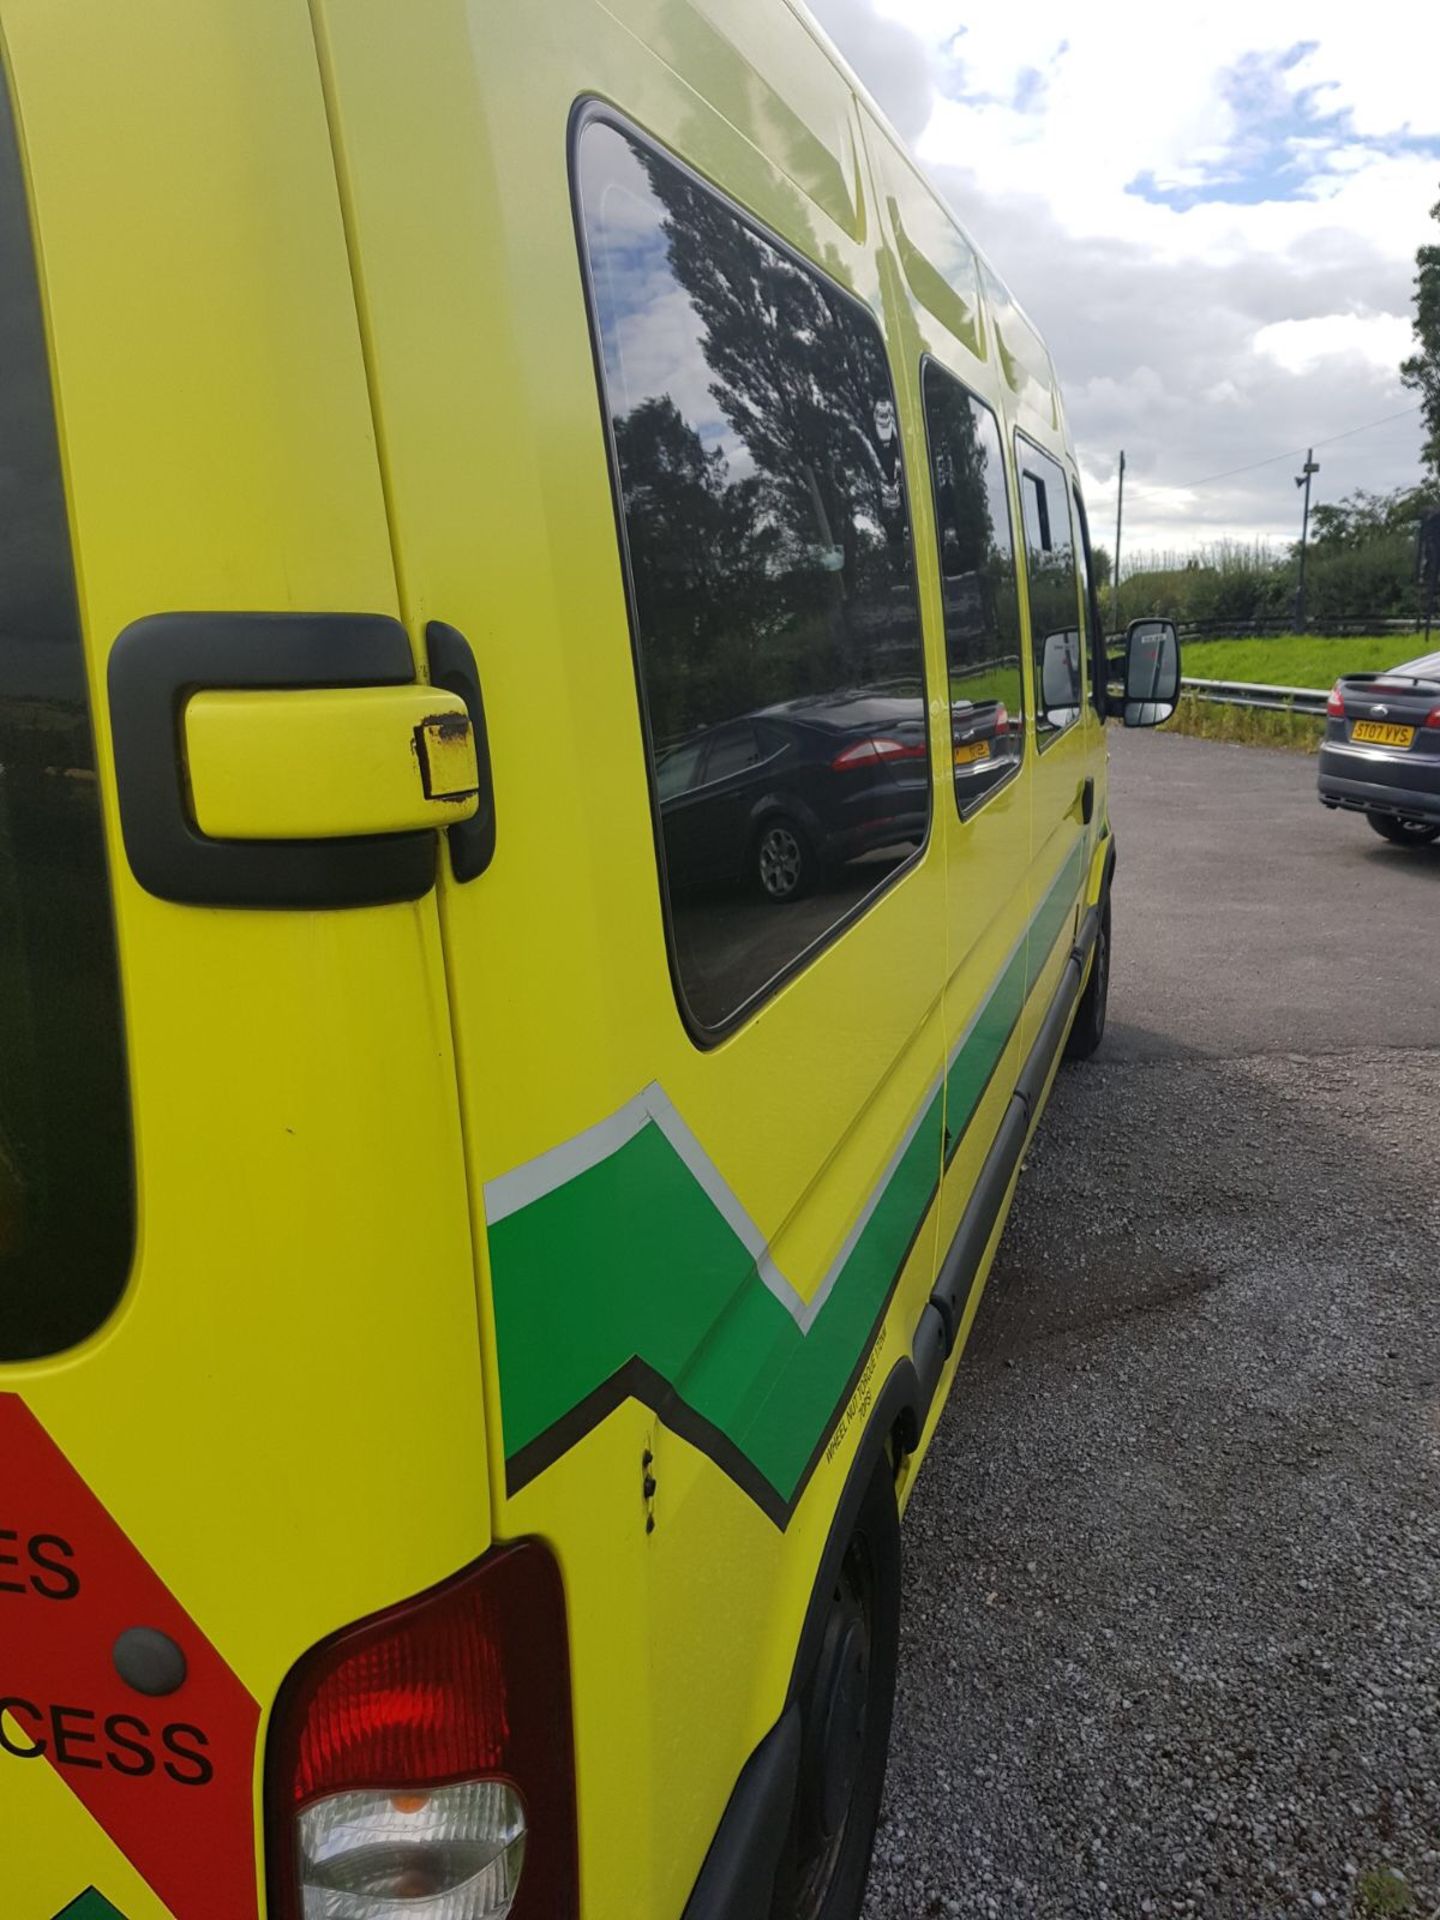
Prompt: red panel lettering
<box><xmin>0</xmin><ymin>1395</ymin><xmax>259</xmax><ymax>1919</ymax></box>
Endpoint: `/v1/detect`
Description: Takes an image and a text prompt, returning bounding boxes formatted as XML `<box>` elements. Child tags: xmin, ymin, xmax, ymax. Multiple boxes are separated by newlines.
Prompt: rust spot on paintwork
<box><xmin>422</xmin><ymin>709</ymin><xmax>471</xmax><ymax>742</ymax></box>
<box><xmin>414</xmin><ymin>714</ymin><xmax>478</xmax><ymax>805</ymax></box>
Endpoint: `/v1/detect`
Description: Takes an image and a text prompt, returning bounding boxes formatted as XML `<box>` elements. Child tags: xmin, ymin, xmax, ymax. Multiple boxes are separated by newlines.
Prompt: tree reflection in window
<box><xmin>921</xmin><ymin>363</ymin><xmax>1024</xmax><ymax>815</ymax></box>
<box><xmin>578</xmin><ymin>117</ymin><xmax>929</xmax><ymax>1032</ymax></box>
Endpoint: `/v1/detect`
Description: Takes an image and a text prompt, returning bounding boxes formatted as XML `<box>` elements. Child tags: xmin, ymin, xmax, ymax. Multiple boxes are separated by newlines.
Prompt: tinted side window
<box><xmin>0</xmin><ymin>73</ymin><xmax>133</xmax><ymax>1357</ymax></box>
<box><xmin>577</xmin><ymin>117</ymin><xmax>929</xmax><ymax>1035</ymax></box>
<box><xmin>920</xmin><ymin>362</ymin><xmax>1024</xmax><ymax>816</ymax></box>
<box><xmin>1071</xmin><ymin>484</ymin><xmax>1107</xmax><ymax>714</ymax></box>
<box><xmin>1017</xmin><ymin>442</ymin><xmax>1083</xmax><ymax>744</ymax></box>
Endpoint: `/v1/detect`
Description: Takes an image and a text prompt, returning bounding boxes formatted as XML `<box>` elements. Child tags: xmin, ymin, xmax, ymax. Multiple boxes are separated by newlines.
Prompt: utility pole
<box><xmin>1294</xmin><ymin>449</ymin><xmax>1319</xmax><ymax>629</ymax></box>
<box><xmin>1113</xmin><ymin>449</ymin><xmax>1125</xmax><ymax>633</ymax></box>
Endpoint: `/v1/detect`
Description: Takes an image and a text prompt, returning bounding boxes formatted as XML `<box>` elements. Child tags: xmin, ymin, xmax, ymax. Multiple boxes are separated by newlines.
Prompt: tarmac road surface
<box><xmin>863</xmin><ymin>730</ymin><xmax>1440</xmax><ymax>1920</ymax></box>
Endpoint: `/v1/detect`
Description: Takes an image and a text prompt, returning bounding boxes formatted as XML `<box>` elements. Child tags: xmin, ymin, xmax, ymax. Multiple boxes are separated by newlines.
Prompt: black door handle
<box><xmin>425</xmin><ymin>621</ymin><xmax>497</xmax><ymax>881</ymax></box>
<box><xmin>108</xmin><ymin>611</ymin><xmax>437</xmax><ymax>909</ymax></box>
<box><xmin>1079</xmin><ymin>775</ymin><xmax>1095</xmax><ymax>825</ymax></box>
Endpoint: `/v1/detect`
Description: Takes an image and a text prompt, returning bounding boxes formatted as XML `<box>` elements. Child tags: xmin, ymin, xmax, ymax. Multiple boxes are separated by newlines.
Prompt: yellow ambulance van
<box><xmin>0</xmin><ymin>2</ymin><xmax>1179</xmax><ymax>1917</ymax></box>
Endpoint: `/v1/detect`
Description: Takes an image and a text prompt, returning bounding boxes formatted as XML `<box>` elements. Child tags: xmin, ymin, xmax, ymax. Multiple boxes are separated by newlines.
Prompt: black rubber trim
<box><xmin>911</xmin><ymin>1302</ymin><xmax>948</xmax><ymax>1432</ymax></box>
<box><xmin>928</xmin><ymin>902</ymin><xmax>1098</xmax><ymax>1354</ymax></box>
<box><xmin>687</xmin><ymin>1373</ymin><xmax>917</xmax><ymax>1920</ymax></box>
<box><xmin>107</xmin><ymin>612</ymin><xmax>436</xmax><ymax>909</ymax></box>
<box><xmin>1013</xmin><ymin>954</ymin><xmax>1080</xmax><ymax>1109</ymax></box>
<box><xmin>680</xmin><ymin>1703</ymin><xmax>802</xmax><ymax>1920</ymax></box>
<box><xmin>425</xmin><ymin>621</ymin><xmax>497</xmax><ymax>881</ymax></box>
<box><xmin>1317</xmin><ymin>771</ymin><xmax>1440</xmax><ymax>822</ymax></box>
<box><xmin>786</xmin><ymin>1359</ymin><xmax>920</xmax><ymax>1703</ymax></box>
<box><xmin>929</xmin><ymin>1095</ymin><xmax>1030</xmax><ymax>1353</ymax></box>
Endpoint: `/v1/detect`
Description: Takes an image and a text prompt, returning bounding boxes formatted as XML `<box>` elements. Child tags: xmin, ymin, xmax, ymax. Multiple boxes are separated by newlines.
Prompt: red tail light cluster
<box><xmin>831</xmin><ymin>735</ymin><xmax>928</xmax><ymax>772</ymax></box>
<box><xmin>1426</xmin><ymin>705</ymin><xmax>1440</xmax><ymax>730</ymax></box>
<box><xmin>1326</xmin><ymin>683</ymin><xmax>1345</xmax><ymax>717</ymax></box>
<box><xmin>266</xmin><ymin>1542</ymin><xmax>577</xmax><ymax>1920</ymax></box>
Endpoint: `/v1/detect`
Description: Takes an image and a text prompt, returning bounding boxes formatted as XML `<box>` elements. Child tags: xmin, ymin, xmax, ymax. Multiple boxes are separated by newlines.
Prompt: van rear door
<box><xmin>305</xmin><ymin>1</ymin><xmax>953</xmax><ymax>1912</ymax></box>
<box><xmin>1</xmin><ymin>6</ymin><xmax>489</xmax><ymax>1916</ymax></box>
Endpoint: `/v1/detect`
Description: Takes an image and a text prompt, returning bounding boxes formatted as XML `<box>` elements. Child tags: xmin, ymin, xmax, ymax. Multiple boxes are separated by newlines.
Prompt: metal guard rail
<box><xmin>1180</xmin><ymin>675</ymin><xmax>1328</xmax><ymax>715</ymax></box>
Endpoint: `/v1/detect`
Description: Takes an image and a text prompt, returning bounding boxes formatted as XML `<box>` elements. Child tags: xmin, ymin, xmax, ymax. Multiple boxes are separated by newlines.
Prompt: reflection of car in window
<box><xmin>656</xmin><ymin>693</ymin><xmax>928</xmax><ymax>904</ymax></box>
<box><xmin>653</xmin><ymin>737</ymin><xmax>707</xmax><ymax>802</ymax></box>
<box><xmin>950</xmin><ymin>695</ymin><xmax>1020</xmax><ymax>799</ymax></box>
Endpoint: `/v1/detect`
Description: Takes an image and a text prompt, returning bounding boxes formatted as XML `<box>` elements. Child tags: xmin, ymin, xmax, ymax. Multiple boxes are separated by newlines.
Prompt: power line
<box><xmin>1163</xmin><ymin>401</ymin><xmax>1423</xmax><ymax>494</ymax></box>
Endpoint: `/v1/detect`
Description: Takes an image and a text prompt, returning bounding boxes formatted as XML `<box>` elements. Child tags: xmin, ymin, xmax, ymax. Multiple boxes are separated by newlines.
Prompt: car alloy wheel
<box><xmin>758</xmin><ymin>822</ymin><xmax>806</xmax><ymax>900</ymax></box>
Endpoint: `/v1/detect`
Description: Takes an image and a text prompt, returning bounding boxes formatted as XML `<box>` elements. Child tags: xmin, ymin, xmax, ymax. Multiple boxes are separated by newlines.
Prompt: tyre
<box><xmin>1065</xmin><ymin>896</ymin><xmax>1111</xmax><ymax>1062</ymax></box>
<box><xmin>770</xmin><ymin>1453</ymin><xmax>901</xmax><ymax>1920</ymax></box>
<box><xmin>1366</xmin><ymin>810</ymin><xmax>1440</xmax><ymax>847</ymax></box>
<box><xmin>755</xmin><ymin>817</ymin><xmax>818</xmax><ymax>902</ymax></box>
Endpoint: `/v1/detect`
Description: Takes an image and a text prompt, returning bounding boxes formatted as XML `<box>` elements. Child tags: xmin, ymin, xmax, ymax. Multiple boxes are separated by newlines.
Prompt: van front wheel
<box><xmin>771</xmin><ymin>1454</ymin><xmax>901</xmax><ymax>1920</ymax></box>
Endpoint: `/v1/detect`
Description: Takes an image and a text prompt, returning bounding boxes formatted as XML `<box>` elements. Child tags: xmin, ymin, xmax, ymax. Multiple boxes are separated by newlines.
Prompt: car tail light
<box><xmin>831</xmin><ymin>735</ymin><xmax>927</xmax><ymax>771</ymax></box>
<box><xmin>1427</xmin><ymin>705</ymin><xmax>1440</xmax><ymax>730</ymax></box>
<box><xmin>993</xmin><ymin>704</ymin><xmax>1009</xmax><ymax>735</ymax></box>
<box><xmin>1326</xmin><ymin>683</ymin><xmax>1345</xmax><ymax>717</ymax></box>
<box><xmin>266</xmin><ymin>1542</ymin><xmax>577</xmax><ymax>1920</ymax></box>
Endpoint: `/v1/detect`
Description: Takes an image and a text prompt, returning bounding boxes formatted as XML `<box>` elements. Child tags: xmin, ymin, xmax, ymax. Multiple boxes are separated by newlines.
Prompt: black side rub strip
<box><xmin>108</xmin><ymin>611</ymin><xmax>435</xmax><ymax>909</ymax></box>
<box><xmin>681</xmin><ymin>1705</ymin><xmax>801</xmax><ymax>1920</ymax></box>
<box><xmin>927</xmin><ymin>901</ymin><xmax>1100</xmax><ymax>1357</ymax></box>
<box><xmin>682</xmin><ymin>880</ymin><xmax>1109</xmax><ymax>1920</ymax></box>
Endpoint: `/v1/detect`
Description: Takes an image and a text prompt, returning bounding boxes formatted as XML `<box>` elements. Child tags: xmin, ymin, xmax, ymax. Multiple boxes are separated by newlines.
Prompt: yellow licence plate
<box><xmin>953</xmin><ymin>739</ymin><xmax>991</xmax><ymax>766</ymax></box>
<box><xmin>1351</xmin><ymin>720</ymin><xmax>1414</xmax><ymax>747</ymax></box>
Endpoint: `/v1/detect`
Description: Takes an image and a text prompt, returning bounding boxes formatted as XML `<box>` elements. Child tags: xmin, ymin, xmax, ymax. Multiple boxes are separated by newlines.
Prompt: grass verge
<box><xmin>1181</xmin><ymin>634</ymin><xmax>1431</xmax><ymax>688</ymax></box>
<box><xmin>1162</xmin><ymin>690</ymin><xmax>1324</xmax><ymax>753</ymax></box>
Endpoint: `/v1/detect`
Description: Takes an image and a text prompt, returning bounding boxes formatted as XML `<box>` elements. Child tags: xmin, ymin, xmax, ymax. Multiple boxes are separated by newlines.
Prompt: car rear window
<box><xmin>0</xmin><ymin>70</ymin><xmax>133</xmax><ymax>1358</ymax></box>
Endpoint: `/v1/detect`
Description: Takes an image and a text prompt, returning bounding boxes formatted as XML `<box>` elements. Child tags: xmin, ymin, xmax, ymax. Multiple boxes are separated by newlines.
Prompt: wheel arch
<box><xmin>679</xmin><ymin>1356</ymin><xmax>921</xmax><ymax>1920</ymax></box>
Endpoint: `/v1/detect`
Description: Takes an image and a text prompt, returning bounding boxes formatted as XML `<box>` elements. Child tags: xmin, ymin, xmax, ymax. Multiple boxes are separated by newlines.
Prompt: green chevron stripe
<box><xmin>52</xmin><ymin>1893</ymin><xmax>127</xmax><ymax>1920</ymax></box>
<box><xmin>488</xmin><ymin>837</ymin><xmax>1089</xmax><ymax>1512</ymax></box>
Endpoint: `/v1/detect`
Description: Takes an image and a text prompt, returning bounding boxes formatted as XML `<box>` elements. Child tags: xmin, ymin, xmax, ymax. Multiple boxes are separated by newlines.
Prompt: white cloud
<box><xmin>802</xmin><ymin>0</ymin><xmax>1440</xmax><ymax>556</ymax></box>
<box><xmin>1253</xmin><ymin>313</ymin><xmax>1415</xmax><ymax>376</ymax></box>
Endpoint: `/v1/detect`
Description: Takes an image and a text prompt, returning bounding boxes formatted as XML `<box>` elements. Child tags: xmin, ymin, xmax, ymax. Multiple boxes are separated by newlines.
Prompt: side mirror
<box><xmin>1115</xmin><ymin>618</ymin><xmax>1180</xmax><ymax>727</ymax></box>
<box><xmin>1040</xmin><ymin>628</ymin><xmax>1082</xmax><ymax>725</ymax></box>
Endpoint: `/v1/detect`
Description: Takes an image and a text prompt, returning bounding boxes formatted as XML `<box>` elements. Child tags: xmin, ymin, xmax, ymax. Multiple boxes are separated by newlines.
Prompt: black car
<box><xmin>1318</xmin><ymin>646</ymin><xmax>1440</xmax><ymax>847</ymax></box>
<box><xmin>655</xmin><ymin>692</ymin><xmax>933</xmax><ymax>902</ymax></box>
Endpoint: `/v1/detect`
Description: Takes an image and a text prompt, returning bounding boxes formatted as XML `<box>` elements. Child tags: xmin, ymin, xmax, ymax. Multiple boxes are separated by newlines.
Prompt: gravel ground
<box><xmin>864</xmin><ymin>732</ymin><xmax>1440</xmax><ymax>1920</ymax></box>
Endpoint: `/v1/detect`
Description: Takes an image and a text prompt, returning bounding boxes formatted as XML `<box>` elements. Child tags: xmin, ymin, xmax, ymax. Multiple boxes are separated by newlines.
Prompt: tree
<box><xmin>641</xmin><ymin>151</ymin><xmax>908</xmax><ymax>602</ymax></box>
<box><xmin>611</xmin><ymin>396</ymin><xmax>779</xmax><ymax>740</ymax></box>
<box><xmin>1401</xmin><ymin>187</ymin><xmax>1440</xmax><ymax>482</ymax></box>
<box><xmin>1308</xmin><ymin>483</ymin><xmax>1440</xmax><ymax>551</ymax></box>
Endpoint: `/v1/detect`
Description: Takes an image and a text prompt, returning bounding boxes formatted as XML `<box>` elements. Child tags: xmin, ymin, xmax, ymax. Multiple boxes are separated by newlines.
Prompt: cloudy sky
<box><xmin>804</xmin><ymin>0</ymin><xmax>1440</xmax><ymax>563</ymax></box>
